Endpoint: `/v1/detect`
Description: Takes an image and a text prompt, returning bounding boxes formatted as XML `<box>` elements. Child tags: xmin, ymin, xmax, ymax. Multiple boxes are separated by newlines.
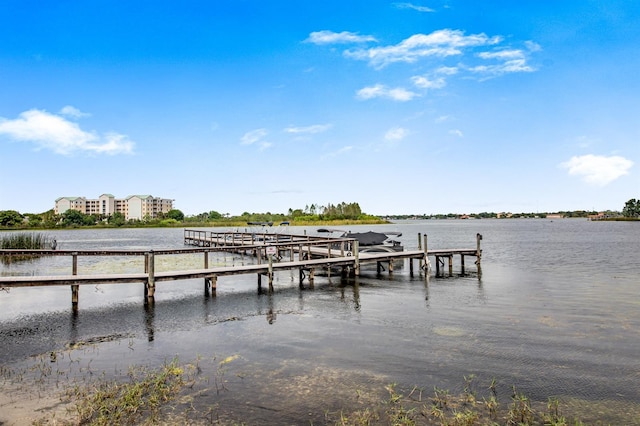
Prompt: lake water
<box><xmin>1</xmin><ymin>219</ymin><xmax>639</xmax><ymax>424</ymax></box>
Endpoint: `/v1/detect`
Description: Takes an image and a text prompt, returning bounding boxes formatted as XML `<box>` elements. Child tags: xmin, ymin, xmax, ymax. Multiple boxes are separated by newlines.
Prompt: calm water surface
<box><xmin>1</xmin><ymin>220</ymin><xmax>639</xmax><ymax>424</ymax></box>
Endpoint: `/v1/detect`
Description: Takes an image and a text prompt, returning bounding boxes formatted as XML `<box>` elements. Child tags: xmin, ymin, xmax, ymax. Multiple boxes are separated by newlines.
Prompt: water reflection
<box><xmin>144</xmin><ymin>301</ymin><xmax>154</xmax><ymax>342</ymax></box>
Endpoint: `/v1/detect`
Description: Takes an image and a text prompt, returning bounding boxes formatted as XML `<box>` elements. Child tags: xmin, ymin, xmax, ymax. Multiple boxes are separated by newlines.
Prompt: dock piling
<box><xmin>146</xmin><ymin>250</ymin><xmax>155</xmax><ymax>301</ymax></box>
<box><xmin>71</xmin><ymin>252</ymin><xmax>78</xmax><ymax>309</ymax></box>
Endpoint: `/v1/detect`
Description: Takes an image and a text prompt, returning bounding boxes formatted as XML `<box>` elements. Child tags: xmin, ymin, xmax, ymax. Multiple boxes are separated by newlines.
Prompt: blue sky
<box><xmin>1</xmin><ymin>1</ymin><xmax>638</xmax><ymax>216</ymax></box>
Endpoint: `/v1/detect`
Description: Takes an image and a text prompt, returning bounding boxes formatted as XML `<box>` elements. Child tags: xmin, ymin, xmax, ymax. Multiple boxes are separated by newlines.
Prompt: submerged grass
<box><xmin>4</xmin><ymin>344</ymin><xmax>626</xmax><ymax>425</ymax></box>
<box><xmin>22</xmin><ymin>355</ymin><xmax>603</xmax><ymax>426</ymax></box>
<box><xmin>62</xmin><ymin>359</ymin><xmax>185</xmax><ymax>425</ymax></box>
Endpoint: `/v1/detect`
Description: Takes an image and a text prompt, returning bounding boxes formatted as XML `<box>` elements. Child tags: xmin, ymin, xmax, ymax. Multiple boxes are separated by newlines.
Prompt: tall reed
<box><xmin>0</xmin><ymin>232</ymin><xmax>54</xmax><ymax>264</ymax></box>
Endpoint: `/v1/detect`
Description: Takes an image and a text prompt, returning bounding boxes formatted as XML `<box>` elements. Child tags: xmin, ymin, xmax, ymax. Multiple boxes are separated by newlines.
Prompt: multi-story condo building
<box><xmin>55</xmin><ymin>194</ymin><xmax>174</xmax><ymax>220</ymax></box>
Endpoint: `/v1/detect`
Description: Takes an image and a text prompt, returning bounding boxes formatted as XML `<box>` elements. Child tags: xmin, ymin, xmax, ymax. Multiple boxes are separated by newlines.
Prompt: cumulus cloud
<box><xmin>59</xmin><ymin>105</ymin><xmax>91</xmax><ymax>119</ymax></box>
<box><xmin>241</xmin><ymin>128</ymin><xmax>268</xmax><ymax>145</ymax></box>
<box><xmin>345</xmin><ymin>29</ymin><xmax>502</xmax><ymax>69</ymax></box>
<box><xmin>284</xmin><ymin>124</ymin><xmax>332</xmax><ymax>134</ymax></box>
<box><xmin>306</xmin><ymin>30</ymin><xmax>376</xmax><ymax>45</ymax></box>
<box><xmin>412</xmin><ymin>75</ymin><xmax>446</xmax><ymax>89</ymax></box>
<box><xmin>356</xmin><ymin>84</ymin><xmax>418</xmax><ymax>101</ymax></box>
<box><xmin>449</xmin><ymin>129</ymin><xmax>463</xmax><ymax>137</ymax></box>
<box><xmin>0</xmin><ymin>108</ymin><xmax>134</xmax><ymax>155</ymax></box>
<box><xmin>469</xmin><ymin>48</ymin><xmax>535</xmax><ymax>77</ymax></box>
<box><xmin>561</xmin><ymin>154</ymin><xmax>634</xmax><ymax>186</ymax></box>
<box><xmin>394</xmin><ymin>2</ymin><xmax>435</xmax><ymax>12</ymax></box>
<box><xmin>385</xmin><ymin>127</ymin><xmax>410</xmax><ymax>142</ymax></box>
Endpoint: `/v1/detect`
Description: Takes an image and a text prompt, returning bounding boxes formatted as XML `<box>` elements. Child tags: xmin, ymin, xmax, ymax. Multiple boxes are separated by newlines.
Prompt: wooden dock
<box><xmin>0</xmin><ymin>230</ymin><xmax>482</xmax><ymax>310</ymax></box>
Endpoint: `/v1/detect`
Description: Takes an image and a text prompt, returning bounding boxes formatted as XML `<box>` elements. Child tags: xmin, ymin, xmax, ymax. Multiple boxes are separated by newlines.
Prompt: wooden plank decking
<box><xmin>0</xmin><ymin>230</ymin><xmax>482</xmax><ymax>310</ymax></box>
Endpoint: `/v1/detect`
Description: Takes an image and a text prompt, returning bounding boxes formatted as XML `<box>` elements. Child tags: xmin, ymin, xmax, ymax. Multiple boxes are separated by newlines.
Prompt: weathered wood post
<box><xmin>268</xmin><ymin>253</ymin><xmax>274</xmax><ymax>292</ymax></box>
<box><xmin>423</xmin><ymin>234</ymin><xmax>429</xmax><ymax>275</ymax></box>
<box><xmin>354</xmin><ymin>240</ymin><xmax>360</xmax><ymax>276</ymax></box>
<box><xmin>418</xmin><ymin>233</ymin><xmax>422</xmax><ymax>270</ymax></box>
<box><xmin>309</xmin><ymin>268</ymin><xmax>315</xmax><ymax>288</ymax></box>
<box><xmin>203</xmin><ymin>250</ymin><xmax>211</xmax><ymax>294</ymax></box>
<box><xmin>211</xmin><ymin>276</ymin><xmax>217</xmax><ymax>295</ymax></box>
<box><xmin>146</xmin><ymin>250</ymin><xmax>155</xmax><ymax>301</ymax></box>
<box><xmin>476</xmin><ymin>233</ymin><xmax>483</xmax><ymax>277</ymax></box>
<box><xmin>71</xmin><ymin>252</ymin><xmax>79</xmax><ymax>309</ymax></box>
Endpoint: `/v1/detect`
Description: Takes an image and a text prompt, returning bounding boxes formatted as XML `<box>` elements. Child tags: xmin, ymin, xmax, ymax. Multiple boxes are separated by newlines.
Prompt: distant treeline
<box><xmin>384</xmin><ymin>210</ymin><xmax>622</xmax><ymax>220</ymax></box>
<box><xmin>0</xmin><ymin>202</ymin><xmax>383</xmax><ymax>229</ymax></box>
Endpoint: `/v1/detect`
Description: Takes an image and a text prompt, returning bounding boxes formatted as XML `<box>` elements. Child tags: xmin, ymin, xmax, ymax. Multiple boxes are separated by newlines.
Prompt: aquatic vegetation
<box><xmin>65</xmin><ymin>358</ymin><xmax>185</xmax><ymax>425</ymax></box>
<box><xmin>0</xmin><ymin>232</ymin><xmax>54</xmax><ymax>264</ymax></box>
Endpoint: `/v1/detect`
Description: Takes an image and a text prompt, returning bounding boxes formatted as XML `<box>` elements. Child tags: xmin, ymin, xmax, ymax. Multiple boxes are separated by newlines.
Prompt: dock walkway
<box><xmin>0</xmin><ymin>230</ymin><xmax>482</xmax><ymax>310</ymax></box>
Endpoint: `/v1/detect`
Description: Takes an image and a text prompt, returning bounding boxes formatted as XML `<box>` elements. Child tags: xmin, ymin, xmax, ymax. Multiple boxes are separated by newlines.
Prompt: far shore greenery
<box><xmin>1</xmin><ymin>198</ymin><xmax>638</xmax><ymax>231</ymax></box>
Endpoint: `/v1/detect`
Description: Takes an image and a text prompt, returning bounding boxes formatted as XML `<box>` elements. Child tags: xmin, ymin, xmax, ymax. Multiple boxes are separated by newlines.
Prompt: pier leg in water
<box><xmin>476</xmin><ymin>233</ymin><xmax>483</xmax><ymax>277</ymax></box>
<box><xmin>204</xmin><ymin>277</ymin><xmax>214</xmax><ymax>297</ymax></box>
<box><xmin>71</xmin><ymin>252</ymin><xmax>78</xmax><ymax>310</ymax></box>
<box><xmin>268</xmin><ymin>254</ymin><xmax>274</xmax><ymax>293</ymax></box>
<box><xmin>146</xmin><ymin>250</ymin><xmax>155</xmax><ymax>302</ymax></box>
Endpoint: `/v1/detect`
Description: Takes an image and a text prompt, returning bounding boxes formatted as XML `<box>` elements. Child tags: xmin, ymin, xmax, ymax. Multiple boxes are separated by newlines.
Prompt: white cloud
<box><xmin>412</xmin><ymin>75</ymin><xmax>446</xmax><ymax>89</ymax></box>
<box><xmin>478</xmin><ymin>49</ymin><xmax>524</xmax><ymax>60</ymax></box>
<box><xmin>0</xmin><ymin>109</ymin><xmax>134</xmax><ymax>155</ymax></box>
<box><xmin>356</xmin><ymin>84</ymin><xmax>418</xmax><ymax>101</ymax></box>
<box><xmin>449</xmin><ymin>129</ymin><xmax>463</xmax><ymax>137</ymax></box>
<box><xmin>345</xmin><ymin>29</ymin><xmax>502</xmax><ymax>69</ymax></box>
<box><xmin>525</xmin><ymin>40</ymin><xmax>542</xmax><ymax>52</ymax></box>
<box><xmin>306</xmin><ymin>30</ymin><xmax>376</xmax><ymax>45</ymax></box>
<box><xmin>241</xmin><ymin>128</ymin><xmax>268</xmax><ymax>145</ymax></box>
<box><xmin>394</xmin><ymin>2</ymin><xmax>435</xmax><ymax>12</ymax></box>
<box><xmin>467</xmin><ymin>59</ymin><xmax>534</xmax><ymax>77</ymax></box>
<box><xmin>385</xmin><ymin>127</ymin><xmax>410</xmax><ymax>142</ymax></box>
<box><xmin>470</xmin><ymin>49</ymin><xmax>535</xmax><ymax>77</ymax></box>
<box><xmin>284</xmin><ymin>124</ymin><xmax>332</xmax><ymax>134</ymax></box>
<box><xmin>436</xmin><ymin>66</ymin><xmax>458</xmax><ymax>75</ymax></box>
<box><xmin>561</xmin><ymin>154</ymin><xmax>634</xmax><ymax>186</ymax></box>
<box><xmin>59</xmin><ymin>105</ymin><xmax>91</xmax><ymax>119</ymax></box>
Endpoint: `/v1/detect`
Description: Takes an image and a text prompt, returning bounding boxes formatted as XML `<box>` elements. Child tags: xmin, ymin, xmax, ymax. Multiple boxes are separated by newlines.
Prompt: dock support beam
<box><xmin>205</xmin><ymin>276</ymin><xmax>217</xmax><ymax>297</ymax></box>
<box><xmin>71</xmin><ymin>253</ymin><xmax>79</xmax><ymax>311</ymax></box>
<box><xmin>146</xmin><ymin>250</ymin><xmax>155</xmax><ymax>301</ymax></box>
<box><xmin>354</xmin><ymin>241</ymin><xmax>360</xmax><ymax>276</ymax></box>
<box><xmin>268</xmin><ymin>254</ymin><xmax>274</xmax><ymax>292</ymax></box>
<box><xmin>71</xmin><ymin>252</ymin><xmax>78</xmax><ymax>310</ymax></box>
<box><xmin>476</xmin><ymin>233</ymin><xmax>483</xmax><ymax>277</ymax></box>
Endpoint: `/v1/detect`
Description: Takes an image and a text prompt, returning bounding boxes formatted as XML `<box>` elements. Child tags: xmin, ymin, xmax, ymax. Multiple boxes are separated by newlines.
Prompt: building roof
<box><xmin>55</xmin><ymin>196</ymin><xmax>85</xmax><ymax>202</ymax></box>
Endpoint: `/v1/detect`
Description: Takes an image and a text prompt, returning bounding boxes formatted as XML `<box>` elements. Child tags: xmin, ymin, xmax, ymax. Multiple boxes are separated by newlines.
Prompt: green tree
<box><xmin>61</xmin><ymin>209</ymin><xmax>88</xmax><ymax>226</ymax></box>
<box><xmin>208</xmin><ymin>210</ymin><xmax>223</xmax><ymax>220</ymax></box>
<box><xmin>0</xmin><ymin>210</ymin><xmax>24</xmax><ymax>227</ymax></box>
<box><xmin>108</xmin><ymin>212</ymin><xmax>126</xmax><ymax>226</ymax></box>
<box><xmin>622</xmin><ymin>198</ymin><xmax>640</xmax><ymax>217</ymax></box>
<box><xmin>165</xmin><ymin>209</ymin><xmax>184</xmax><ymax>221</ymax></box>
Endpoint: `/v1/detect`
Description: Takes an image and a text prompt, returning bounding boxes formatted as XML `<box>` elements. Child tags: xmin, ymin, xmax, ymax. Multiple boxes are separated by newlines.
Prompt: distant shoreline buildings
<box><xmin>54</xmin><ymin>194</ymin><xmax>174</xmax><ymax>221</ymax></box>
